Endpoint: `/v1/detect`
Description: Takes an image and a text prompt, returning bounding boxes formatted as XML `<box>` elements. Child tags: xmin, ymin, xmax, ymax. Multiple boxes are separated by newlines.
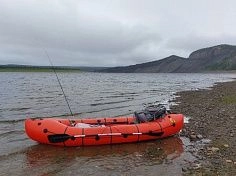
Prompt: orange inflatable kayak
<box><xmin>25</xmin><ymin>107</ymin><xmax>184</xmax><ymax>147</ymax></box>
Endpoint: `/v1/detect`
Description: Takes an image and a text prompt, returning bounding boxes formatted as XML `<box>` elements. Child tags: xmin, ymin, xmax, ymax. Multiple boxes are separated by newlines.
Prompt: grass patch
<box><xmin>210</xmin><ymin>138</ymin><xmax>228</xmax><ymax>149</ymax></box>
<box><xmin>222</xmin><ymin>95</ymin><xmax>236</xmax><ymax>104</ymax></box>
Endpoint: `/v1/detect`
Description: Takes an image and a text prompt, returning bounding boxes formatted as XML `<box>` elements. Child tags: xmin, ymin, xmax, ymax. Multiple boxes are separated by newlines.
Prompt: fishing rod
<box><xmin>43</xmin><ymin>49</ymin><xmax>74</xmax><ymax>117</ymax></box>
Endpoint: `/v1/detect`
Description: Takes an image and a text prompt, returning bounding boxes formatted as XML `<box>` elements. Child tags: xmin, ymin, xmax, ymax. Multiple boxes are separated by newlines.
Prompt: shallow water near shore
<box><xmin>0</xmin><ymin>72</ymin><xmax>236</xmax><ymax>175</ymax></box>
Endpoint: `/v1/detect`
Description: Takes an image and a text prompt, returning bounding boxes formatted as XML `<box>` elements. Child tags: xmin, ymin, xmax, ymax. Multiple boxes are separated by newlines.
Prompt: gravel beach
<box><xmin>171</xmin><ymin>80</ymin><xmax>236</xmax><ymax>175</ymax></box>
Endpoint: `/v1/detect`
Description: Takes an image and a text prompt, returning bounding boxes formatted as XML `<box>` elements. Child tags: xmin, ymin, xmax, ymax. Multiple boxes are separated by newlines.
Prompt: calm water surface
<box><xmin>0</xmin><ymin>72</ymin><xmax>235</xmax><ymax>176</ymax></box>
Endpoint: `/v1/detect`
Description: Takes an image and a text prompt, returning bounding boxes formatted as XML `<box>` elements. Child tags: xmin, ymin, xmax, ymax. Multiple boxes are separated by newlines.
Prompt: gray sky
<box><xmin>1</xmin><ymin>0</ymin><xmax>236</xmax><ymax>67</ymax></box>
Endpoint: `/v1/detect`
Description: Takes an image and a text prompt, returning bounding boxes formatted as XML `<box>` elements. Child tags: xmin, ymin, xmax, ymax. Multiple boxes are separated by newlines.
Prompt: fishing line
<box><xmin>43</xmin><ymin>48</ymin><xmax>74</xmax><ymax>116</ymax></box>
<box><xmin>32</xmin><ymin>35</ymin><xmax>74</xmax><ymax>116</ymax></box>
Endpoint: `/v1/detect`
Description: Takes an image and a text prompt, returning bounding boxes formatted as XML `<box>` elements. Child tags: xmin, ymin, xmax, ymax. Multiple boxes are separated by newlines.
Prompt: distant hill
<box><xmin>0</xmin><ymin>65</ymin><xmax>107</xmax><ymax>72</ymax></box>
<box><xmin>100</xmin><ymin>44</ymin><xmax>236</xmax><ymax>73</ymax></box>
<box><xmin>78</xmin><ymin>66</ymin><xmax>109</xmax><ymax>72</ymax></box>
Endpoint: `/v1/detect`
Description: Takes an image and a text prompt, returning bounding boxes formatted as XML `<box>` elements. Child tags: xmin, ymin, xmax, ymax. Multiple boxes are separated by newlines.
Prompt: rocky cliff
<box><xmin>101</xmin><ymin>44</ymin><xmax>236</xmax><ymax>73</ymax></box>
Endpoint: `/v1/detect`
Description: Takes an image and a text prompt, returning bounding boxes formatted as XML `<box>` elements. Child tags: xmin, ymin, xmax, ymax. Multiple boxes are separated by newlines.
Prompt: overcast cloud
<box><xmin>0</xmin><ymin>0</ymin><xmax>236</xmax><ymax>66</ymax></box>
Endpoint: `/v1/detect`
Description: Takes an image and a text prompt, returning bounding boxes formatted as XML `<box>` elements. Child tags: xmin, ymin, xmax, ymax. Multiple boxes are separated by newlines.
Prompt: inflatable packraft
<box><xmin>25</xmin><ymin>106</ymin><xmax>184</xmax><ymax>147</ymax></box>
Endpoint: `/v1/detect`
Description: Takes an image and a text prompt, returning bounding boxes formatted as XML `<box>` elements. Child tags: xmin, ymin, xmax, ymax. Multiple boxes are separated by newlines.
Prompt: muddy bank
<box><xmin>171</xmin><ymin>80</ymin><xmax>236</xmax><ymax>175</ymax></box>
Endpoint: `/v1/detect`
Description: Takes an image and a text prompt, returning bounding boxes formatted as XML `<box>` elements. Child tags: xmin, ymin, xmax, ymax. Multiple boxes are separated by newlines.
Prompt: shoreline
<box><xmin>171</xmin><ymin>80</ymin><xmax>236</xmax><ymax>175</ymax></box>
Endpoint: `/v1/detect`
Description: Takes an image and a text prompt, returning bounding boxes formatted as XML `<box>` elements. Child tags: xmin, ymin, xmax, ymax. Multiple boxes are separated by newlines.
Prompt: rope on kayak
<box><xmin>47</xmin><ymin>131</ymin><xmax>165</xmax><ymax>143</ymax></box>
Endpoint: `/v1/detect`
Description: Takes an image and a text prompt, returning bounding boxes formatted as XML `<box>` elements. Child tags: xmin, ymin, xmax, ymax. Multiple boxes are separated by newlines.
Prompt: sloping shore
<box><xmin>171</xmin><ymin>80</ymin><xmax>236</xmax><ymax>175</ymax></box>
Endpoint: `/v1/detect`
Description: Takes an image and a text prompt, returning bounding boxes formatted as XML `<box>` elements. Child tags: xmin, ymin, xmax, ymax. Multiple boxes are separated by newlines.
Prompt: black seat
<box><xmin>134</xmin><ymin>111</ymin><xmax>153</xmax><ymax>123</ymax></box>
<box><xmin>145</xmin><ymin>105</ymin><xmax>167</xmax><ymax>119</ymax></box>
<box><xmin>134</xmin><ymin>105</ymin><xmax>167</xmax><ymax>123</ymax></box>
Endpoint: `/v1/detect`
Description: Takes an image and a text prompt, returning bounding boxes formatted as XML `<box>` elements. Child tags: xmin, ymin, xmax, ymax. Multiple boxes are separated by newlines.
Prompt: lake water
<box><xmin>0</xmin><ymin>72</ymin><xmax>235</xmax><ymax>176</ymax></box>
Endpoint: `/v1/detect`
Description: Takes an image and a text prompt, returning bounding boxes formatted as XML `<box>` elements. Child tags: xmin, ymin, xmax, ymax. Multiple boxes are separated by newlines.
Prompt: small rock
<box><xmin>190</xmin><ymin>134</ymin><xmax>197</xmax><ymax>140</ymax></box>
<box><xmin>182</xmin><ymin>167</ymin><xmax>188</xmax><ymax>172</ymax></box>
<box><xmin>221</xmin><ymin>109</ymin><xmax>226</xmax><ymax>112</ymax></box>
<box><xmin>207</xmin><ymin>152</ymin><xmax>212</xmax><ymax>156</ymax></box>
<box><xmin>226</xmin><ymin>159</ymin><xmax>232</xmax><ymax>163</ymax></box>
<box><xmin>193</xmin><ymin>163</ymin><xmax>202</xmax><ymax>169</ymax></box>
<box><xmin>230</xmin><ymin>133</ymin><xmax>234</xmax><ymax>137</ymax></box>
<box><xmin>207</xmin><ymin>147</ymin><xmax>220</xmax><ymax>152</ymax></box>
<box><xmin>223</xmin><ymin>144</ymin><xmax>229</xmax><ymax>148</ymax></box>
<box><xmin>181</xmin><ymin>129</ymin><xmax>187</xmax><ymax>133</ymax></box>
<box><xmin>202</xmin><ymin>139</ymin><xmax>211</xmax><ymax>144</ymax></box>
<box><xmin>230</xmin><ymin>116</ymin><xmax>235</xmax><ymax>119</ymax></box>
<box><xmin>196</xmin><ymin>134</ymin><xmax>203</xmax><ymax>139</ymax></box>
<box><xmin>234</xmin><ymin>161</ymin><xmax>236</xmax><ymax>165</ymax></box>
<box><xmin>104</xmin><ymin>165</ymin><xmax>115</xmax><ymax>170</ymax></box>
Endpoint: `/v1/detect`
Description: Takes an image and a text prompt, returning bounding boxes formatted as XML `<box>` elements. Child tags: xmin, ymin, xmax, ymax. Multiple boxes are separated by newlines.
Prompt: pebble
<box><xmin>230</xmin><ymin>133</ymin><xmax>234</xmax><ymax>137</ymax></box>
<box><xmin>230</xmin><ymin>116</ymin><xmax>235</xmax><ymax>119</ymax></box>
<box><xmin>207</xmin><ymin>147</ymin><xmax>220</xmax><ymax>152</ymax></box>
<box><xmin>193</xmin><ymin>163</ymin><xmax>202</xmax><ymax>169</ymax></box>
<box><xmin>226</xmin><ymin>159</ymin><xmax>232</xmax><ymax>163</ymax></box>
<box><xmin>190</xmin><ymin>134</ymin><xmax>197</xmax><ymax>140</ymax></box>
<box><xmin>202</xmin><ymin>139</ymin><xmax>211</xmax><ymax>144</ymax></box>
<box><xmin>196</xmin><ymin>134</ymin><xmax>203</xmax><ymax>139</ymax></box>
<box><xmin>223</xmin><ymin>144</ymin><xmax>229</xmax><ymax>148</ymax></box>
<box><xmin>182</xmin><ymin>167</ymin><xmax>188</xmax><ymax>172</ymax></box>
<box><xmin>104</xmin><ymin>165</ymin><xmax>115</xmax><ymax>170</ymax></box>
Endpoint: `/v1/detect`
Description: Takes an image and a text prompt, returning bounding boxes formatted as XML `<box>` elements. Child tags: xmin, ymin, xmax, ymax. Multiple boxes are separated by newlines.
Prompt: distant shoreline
<box><xmin>1</xmin><ymin>64</ymin><xmax>236</xmax><ymax>73</ymax></box>
<box><xmin>0</xmin><ymin>65</ymin><xmax>109</xmax><ymax>72</ymax></box>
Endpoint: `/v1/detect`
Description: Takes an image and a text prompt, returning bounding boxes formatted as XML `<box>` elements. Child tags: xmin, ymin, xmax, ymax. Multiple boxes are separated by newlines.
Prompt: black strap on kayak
<box><xmin>63</xmin><ymin>126</ymin><xmax>68</xmax><ymax>147</ymax></box>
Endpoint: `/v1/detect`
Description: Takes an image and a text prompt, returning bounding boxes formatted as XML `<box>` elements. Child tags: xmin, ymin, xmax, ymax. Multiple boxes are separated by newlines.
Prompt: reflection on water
<box><xmin>23</xmin><ymin>137</ymin><xmax>183</xmax><ymax>176</ymax></box>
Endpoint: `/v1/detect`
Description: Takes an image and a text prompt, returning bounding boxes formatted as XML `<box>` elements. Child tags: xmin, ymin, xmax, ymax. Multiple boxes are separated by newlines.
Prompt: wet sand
<box><xmin>171</xmin><ymin>80</ymin><xmax>236</xmax><ymax>175</ymax></box>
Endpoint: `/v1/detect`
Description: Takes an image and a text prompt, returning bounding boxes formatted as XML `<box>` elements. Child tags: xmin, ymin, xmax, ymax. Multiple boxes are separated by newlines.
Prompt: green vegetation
<box><xmin>206</xmin><ymin>58</ymin><xmax>236</xmax><ymax>71</ymax></box>
<box><xmin>0</xmin><ymin>65</ymin><xmax>81</xmax><ymax>72</ymax></box>
<box><xmin>210</xmin><ymin>138</ymin><xmax>228</xmax><ymax>149</ymax></box>
<box><xmin>222</xmin><ymin>95</ymin><xmax>236</xmax><ymax>104</ymax></box>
